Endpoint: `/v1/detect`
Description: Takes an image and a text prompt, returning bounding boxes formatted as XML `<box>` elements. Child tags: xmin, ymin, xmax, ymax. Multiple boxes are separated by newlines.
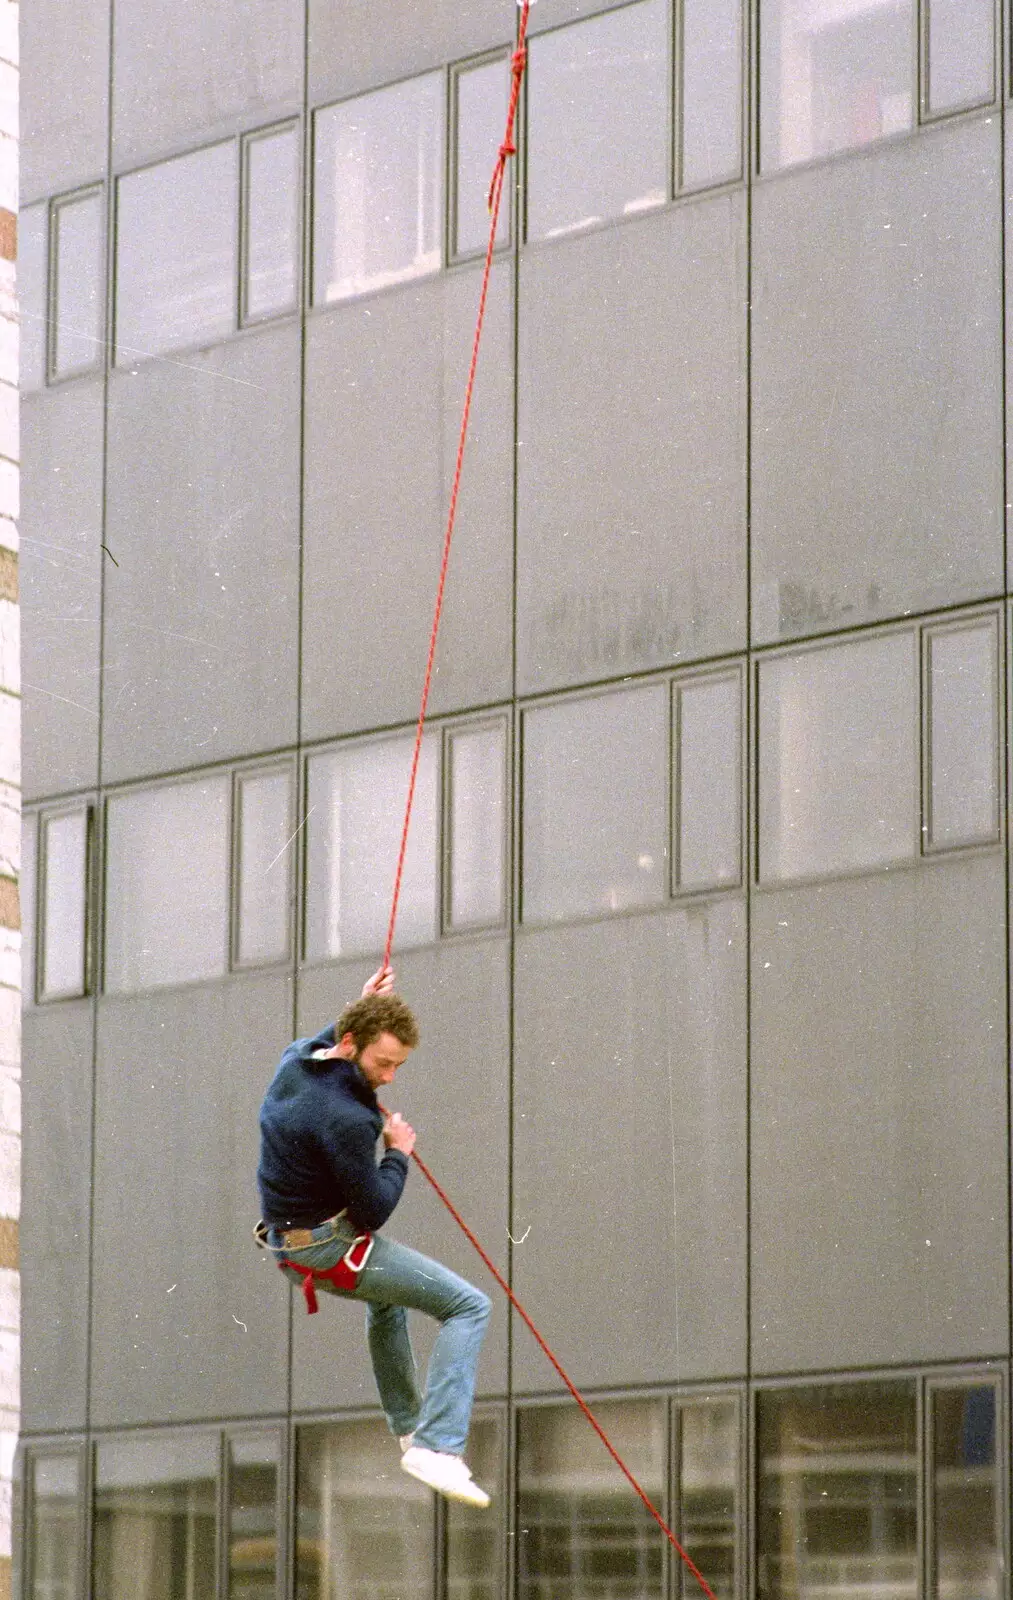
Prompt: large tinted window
<box><xmin>93</xmin><ymin>1434</ymin><xmax>217</xmax><ymax>1600</ymax></box>
<box><xmin>295</xmin><ymin>1418</ymin><xmax>434</xmax><ymax>1600</ymax></box>
<box><xmin>522</xmin><ymin>684</ymin><xmax>668</xmax><ymax>923</ymax></box>
<box><xmin>758</xmin><ymin>632</ymin><xmax>918</xmax><ymax>883</ymax></box>
<box><xmin>305</xmin><ymin>734</ymin><xmax>439</xmax><ymax>960</ymax></box>
<box><xmin>517</xmin><ymin>1400</ymin><xmax>665</xmax><ymax>1600</ymax></box>
<box><xmin>116</xmin><ymin>142</ymin><xmax>238</xmax><ymax>363</ymax></box>
<box><xmin>760</xmin><ymin>0</ymin><xmax>914</xmax><ymax>172</ymax></box>
<box><xmin>527</xmin><ymin>0</ymin><xmax>668</xmax><ymax>240</ymax></box>
<box><xmin>313</xmin><ymin>74</ymin><xmax>443</xmax><ymax>305</ymax></box>
<box><xmin>104</xmin><ymin>777</ymin><xmax>230</xmax><ymax>992</ymax></box>
<box><xmin>757</xmin><ymin>1381</ymin><xmax>917</xmax><ymax>1600</ymax></box>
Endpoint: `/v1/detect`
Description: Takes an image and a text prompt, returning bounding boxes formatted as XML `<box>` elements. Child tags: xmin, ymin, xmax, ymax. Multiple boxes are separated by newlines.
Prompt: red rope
<box><xmin>378</xmin><ymin>9</ymin><xmax>718</xmax><ymax>1597</ymax></box>
<box><xmin>382</xmin><ymin>7</ymin><xmax>532</xmax><ymax>973</ymax></box>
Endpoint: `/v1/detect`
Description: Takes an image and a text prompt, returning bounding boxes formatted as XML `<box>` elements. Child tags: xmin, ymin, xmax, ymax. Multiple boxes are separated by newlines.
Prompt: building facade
<box><xmin>13</xmin><ymin>0</ymin><xmax>1013</xmax><ymax>1597</ymax></box>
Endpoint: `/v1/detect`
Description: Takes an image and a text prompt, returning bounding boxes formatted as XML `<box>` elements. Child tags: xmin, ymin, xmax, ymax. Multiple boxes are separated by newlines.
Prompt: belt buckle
<box><xmin>283</xmin><ymin>1227</ymin><xmax>315</xmax><ymax>1249</ymax></box>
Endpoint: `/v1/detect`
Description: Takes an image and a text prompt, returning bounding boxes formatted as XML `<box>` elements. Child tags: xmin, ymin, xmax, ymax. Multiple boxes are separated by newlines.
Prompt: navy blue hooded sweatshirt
<box><xmin>257</xmin><ymin>1024</ymin><xmax>408</xmax><ymax>1231</ymax></box>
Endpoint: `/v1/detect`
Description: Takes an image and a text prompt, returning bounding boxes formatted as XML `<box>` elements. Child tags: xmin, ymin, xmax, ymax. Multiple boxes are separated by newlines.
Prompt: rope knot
<box><xmin>511</xmin><ymin>45</ymin><xmax>527</xmax><ymax>79</ymax></box>
<box><xmin>487</xmin><ymin>140</ymin><xmax>516</xmax><ymax>211</ymax></box>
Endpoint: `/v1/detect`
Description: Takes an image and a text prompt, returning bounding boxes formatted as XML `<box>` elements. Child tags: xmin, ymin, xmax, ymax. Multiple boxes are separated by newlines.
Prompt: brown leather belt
<box><xmin>279</xmin><ymin>1209</ymin><xmax>347</xmax><ymax>1250</ymax></box>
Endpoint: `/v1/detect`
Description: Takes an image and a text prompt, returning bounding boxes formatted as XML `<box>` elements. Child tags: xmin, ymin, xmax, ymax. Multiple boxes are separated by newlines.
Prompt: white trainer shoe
<box><xmin>400</xmin><ymin>1445</ymin><xmax>491</xmax><ymax>1508</ymax></box>
<box><xmin>398</xmin><ymin>1433</ymin><xmax>415</xmax><ymax>1453</ymax></box>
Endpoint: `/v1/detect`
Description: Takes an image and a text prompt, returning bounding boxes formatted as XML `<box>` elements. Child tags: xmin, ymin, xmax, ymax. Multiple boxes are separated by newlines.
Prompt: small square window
<box><xmin>242</xmin><ymin>123</ymin><xmax>300</xmax><ymax>323</ymax></box>
<box><xmin>452</xmin><ymin>53</ymin><xmax>513</xmax><ymax>259</ymax></box>
<box><xmin>39</xmin><ymin>807</ymin><xmax>90</xmax><ymax>1001</ymax></box>
<box><xmin>51</xmin><ymin>188</ymin><xmax>105</xmax><ymax>380</ymax></box>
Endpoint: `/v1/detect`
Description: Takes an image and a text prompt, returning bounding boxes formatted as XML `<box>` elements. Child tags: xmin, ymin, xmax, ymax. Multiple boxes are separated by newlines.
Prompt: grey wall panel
<box><xmin>512</xmin><ymin>901</ymin><xmax>747</xmax><ymax>1392</ymax></box>
<box><xmin>528</xmin><ymin>0</ymin><xmax>634</xmax><ymax>32</ymax></box>
<box><xmin>302</xmin><ymin>267</ymin><xmax>514</xmax><ymax>742</ymax></box>
<box><xmin>21</xmin><ymin>0</ymin><xmax>110</xmax><ymax>202</ymax></box>
<box><xmin>291</xmin><ymin>940</ymin><xmax>510</xmax><ymax>1411</ymax></box>
<box><xmin>751</xmin><ymin>856</ymin><xmax>1009</xmax><ymax>1374</ymax></box>
<box><xmin>516</xmin><ymin>197</ymin><xmax>747</xmax><ymax>696</ymax></box>
<box><xmin>111</xmin><ymin>0</ymin><xmax>303</xmax><ymax>171</ymax></box>
<box><xmin>752</xmin><ymin>116</ymin><xmax>1003</xmax><ymax>646</ymax></box>
<box><xmin>309</xmin><ymin>0</ymin><xmax>510</xmax><ymax>106</ymax></box>
<box><xmin>20</xmin><ymin>1003</ymin><xmax>94</xmax><ymax>1434</ymax></box>
<box><xmin>21</xmin><ymin>384</ymin><xmax>104</xmax><ymax>802</ymax></box>
<box><xmin>90</xmin><ymin>973</ymin><xmax>293</xmax><ymax>1428</ymax></box>
<box><xmin>102</xmin><ymin>324</ymin><xmax>301</xmax><ymax>784</ymax></box>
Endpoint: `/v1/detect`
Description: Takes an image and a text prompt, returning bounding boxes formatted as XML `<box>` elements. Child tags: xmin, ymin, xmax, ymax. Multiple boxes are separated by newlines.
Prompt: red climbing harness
<box><xmin>279</xmin><ymin>1231</ymin><xmax>375</xmax><ymax>1316</ymax></box>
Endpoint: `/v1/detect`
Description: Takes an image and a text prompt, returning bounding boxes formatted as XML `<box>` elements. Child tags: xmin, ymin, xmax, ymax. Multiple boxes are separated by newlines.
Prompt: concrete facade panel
<box><xmin>20</xmin><ymin>0</ymin><xmax>109</xmax><ymax>201</ymax></box>
<box><xmin>309</xmin><ymin>0</ymin><xmax>509</xmax><ymax>107</ymax></box>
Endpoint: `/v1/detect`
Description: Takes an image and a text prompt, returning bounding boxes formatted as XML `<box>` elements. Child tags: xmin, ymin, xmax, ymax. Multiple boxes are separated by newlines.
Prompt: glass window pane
<box><xmin>928</xmin><ymin>621</ymin><xmax>998</xmax><ymax>850</ymax></box>
<box><xmin>305</xmin><ymin>734</ymin><xmax>439</xmax><ymax>961</ymax></box>
<box><xmin>28</xmin><ymin>1452</ymin><xmax>82</xmax><ymax>1600</ymax></box>
<box><xmin>677</xmin><ymin>1401</ymin><xmax>738</xmax><ymax>1600</ymax></box>
<box><xmin>931</xmin><ymin>1385</ymin><xmax>1002</xmax><ymax>1600</ymax></box>
<box><xmin>527</xmin><ymin>0</ymin><xmax>668</xmax><ymax>241</ymax></box>
<box><xmin>244</xmin><ymin>125</ymin><xmax>300</xmax><ymax>322</ymax></box>
<box><xmin>517</xmin><ymin>1400</ymin><xmax>666</xmax><ymax>1600</ymax></box>
<box><xmin>313</xmin><ymin>74</ymin><xmax>443</xmax><ymax>305</ymax></box>
<box><xmin>758</xmin><ymin>633</ymin><xmax>918</xmax><ymax>884</ymax></box>
<box><xmin>757</xmin><ymin>1381</ymin><xmax>918</xmax><ymax>1600</ymax></box>
<box><xmin>447</xmin><ymin>1415</ymin><xmax>504</xmax><ymax>1600</ymax></box>
<box><xmin>93</xmin><ymin>1435</ymin><xmax>217</xmax><ymax>1600</ymax></box>
<box><xmin>228</xmin><ymin>1431</ymin><xmax>280</xmax><ymax>1599</ymax></box>
<box><xmin>41</xmin><ymin>809</ymin><xmax>89</xmax><ymax>999</ymax></box>
<box><xmin>677</xmin><ymin>676</ymin><xmax>740</xmax><ymax>892</ymax></box>
<box><xmin>116</xmin><ymin>142</ymin><xmax>239</xmax><ymax>363</ymax></box>
<box><xmin>295</xmin><ymin>1418</ymin><xmax>434</xmax><ymax>1600</ymax></box>
<box><xmin>21</xmin><ymin>813</ymin><xmax>37</xmax><ymax>1008</ymax></box>
<box><xmin>236</xmin><ymin>770</ymin><xmax>292</xmax><ymax>966</ymax></box>
<box><xmin>19</xmin><ymin>202</ymin><xmax>47</xmax><ymax>393</ymax></box>
<box><xmin>760</xmin><ymin>0</ymin><xmax>914</xmax><ymax>174</ymax></box>
<box><xmin>927</xmin><ymin>0</ymin><xmax>994</xmax><ymax>114</ymax></box>
<box><xmin>681</xmin><ymin>0</ymin><xmax>742</xmax><ymax>189</ymax></box>
<box><xmin>53</xmin><ymin>190</ymin><xmax>104</xmax><ymax>378</ymax></box>
<box><xmin>448</xmin><ymin>723</ymin><xmax>506</xmax><ymax>931</ymax></box>
<box><xmin>454</xmin><ymin>56</ymin><xmax>511</xmax><ymax>258</ymax></box>
<box><xmin>522</xmin><ymin>685</ymin><xmax>668</xmax><ymax>924</ymax></box>
<box><xmin>104</xmin><ymin>778</ymin><xmax>230</xmax><ymax>993</ymax></box>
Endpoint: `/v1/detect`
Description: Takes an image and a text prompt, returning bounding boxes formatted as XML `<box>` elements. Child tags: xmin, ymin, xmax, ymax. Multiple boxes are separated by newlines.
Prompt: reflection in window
<box><xmin>447</xmin><ymin>1414</ymin><xmax>504</xmax><ymax>1600</ymax></box>
<box><xmin>930</xmin><ymin>1384</ymin><xmax>1002</xmax><ymax>1600</ymax></box>
<box><xmin>454</xmin><ymin>55</ymin><xmax>512</xmax><ymax>258</ymax></box>
<box><xmin>19</xmin><ymin>202</ymin><xmax>47</xmax><ymax>393</ymax></box>
<box><xmin>926</xmin><ymin>0</ymin><xmax>994</xmax><ymax>115</ymax></box>
<box><xmin>677</xmin><ymin>675</ymin><xmax>740</xmax><ymax>892</ymax></box>
<box><xmin>116</xmin><ymin>142</ymin><xmax>238</xmax><ymax>363</ymax></box>
<box><xmin>93</xmin><ymin>1434</ymin><xmax>217</xmax><ymax>1600</ymax></box>
<box><xmin>446</xmin><ymin>722</ymin><xmax>506</xmax><ymax>931</ymax></box>
<box><xmin>926</xmin><ymin>620</ymin><xmax>999</xmax><ymax>850</ymax></box>
<box><xmin>52</xmin><ymin>189</ymin><xmax>104</xmax><ymax>379</ymax></box>
<box><xmin>28</xmin><ymin>1452</ymin><xmax>82</xmax><ymax>1600</ymax></box>
<box><xmin>522</xmin><ymin>685</ymin><xmax>668</xmax><ymax>924</ymax></box>
<box><xmin>676</xmin><ymin>1400</ymin><xmax>738</xmax><ymax>1600</ymax></box>
<box><xmin>757</xmin><ymin>1381</ymin><xmax>918</xmax><ymax>1600</ymax></box>
<box><xmin>517</xmin><ymin>1400</ymin><xmax>665</xmax><ymax>1600</ymax></box>
<box><xmin>527</xmin><ymin>0</ymin><xmax>668</xmax><ymax>241</ymax></box>
<box><xmin>758</xmin><ymin>632</ymin><xmax>917</xmax><ymax>883</ymax></box>
<box><xmin>235</xmin><ymin>768</ymin><xmax>292</xmax><ymax>966</ymax></box>
<box><xmin>243</xmin><ymin>124</ymin><xmax>300</xmax><ymax>322</ymax></box>
<box><xmin>305</xmin><ymin>735</ymin><xmax>439</xmax><ymax>960</ymax></box>
<box><xmin>295</xmin><ymin>1417</ymin><xmax>434</xmax><ymax>1600</ymax></box>
<box><xmin>681</xmin><ymin>0</ymin><xmax>742</xmax><ymax>189</ymax></box>
<box><xmin>104</xmin><ymin>778</ymin><xmax>230</xmax><ymax>993</ymax></box>
<box><xmin>20</xmin><ymin>812</ymin><xmax>37</xmax><ymax>1007</ymax></box>
<box><xmin>759</xmin><ymin>0</ymin><xmax>914</xmax><ymax>173</ymax></box>
<box><xmin>313</xmin><ymin>74</ymin><xmax>443</xmax><ymax>305</ymax></box>
<box><xmin>228</xmin><ymin>1431</ymin><xmax>280</xmax><ymax>1599</ymax></box>
<box><xmin>40</xmin><ymin>808</ymin><xmax>89</xmax><ymax>1000</ymax></box>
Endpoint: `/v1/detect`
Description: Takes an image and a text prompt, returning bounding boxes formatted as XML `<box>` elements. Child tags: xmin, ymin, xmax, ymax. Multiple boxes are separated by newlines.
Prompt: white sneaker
<box><xmin>398</xmin><ymin>1433</ymin><xmax>415</xmax><ymax>1453</ymax></box>
<box><xmin>400</xmin><ymin>1445</ymin><xmax>491</xmax><ymax>1508</ymax></box>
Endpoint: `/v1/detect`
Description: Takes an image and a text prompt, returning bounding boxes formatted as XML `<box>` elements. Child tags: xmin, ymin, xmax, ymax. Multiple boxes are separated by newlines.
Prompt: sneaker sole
<box><xmin>400</xmin><ymin>1456</ymin><xmax>490</xmax><ymax>1508</ymax></box>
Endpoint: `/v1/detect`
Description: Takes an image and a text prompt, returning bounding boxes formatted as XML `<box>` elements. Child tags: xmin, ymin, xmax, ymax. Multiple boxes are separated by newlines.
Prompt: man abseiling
<box><xmin>256</xmin><ymin>966</ymin><xmax>492</xmax><ymax>1507</ymax></box>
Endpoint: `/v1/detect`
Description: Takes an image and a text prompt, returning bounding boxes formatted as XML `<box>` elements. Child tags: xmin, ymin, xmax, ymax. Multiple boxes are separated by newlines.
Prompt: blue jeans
<box><xmin>269</xmin><ymin>1216</ymin><xmax>491</xmax><ymax>1456</ymax></box>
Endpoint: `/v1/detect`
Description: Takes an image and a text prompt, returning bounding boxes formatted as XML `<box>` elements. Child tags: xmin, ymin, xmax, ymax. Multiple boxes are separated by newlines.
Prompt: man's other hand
<box><xmin>384</xmin><ymin>1112</ymin><xmax>416</xmax><ymax>1157</ymax></box>
<box><xmin>362</xmin><ymin>964</ymin><xmax>395</xmax><ymax>998</ymax></box>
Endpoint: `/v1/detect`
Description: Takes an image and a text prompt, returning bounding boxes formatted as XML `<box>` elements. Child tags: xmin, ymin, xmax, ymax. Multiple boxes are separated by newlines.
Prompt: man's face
<box><xmin>346</xmin><ymin>1029</ymin><xmax>412</xmax><ymax>1090</ymax></box>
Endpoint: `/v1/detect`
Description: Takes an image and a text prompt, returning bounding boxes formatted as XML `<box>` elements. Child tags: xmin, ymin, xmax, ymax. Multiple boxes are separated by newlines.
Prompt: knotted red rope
<box><xmin>378</xmin><ymin>8</ymin><xmax>719</xmax><ymax>1596</ymax></box>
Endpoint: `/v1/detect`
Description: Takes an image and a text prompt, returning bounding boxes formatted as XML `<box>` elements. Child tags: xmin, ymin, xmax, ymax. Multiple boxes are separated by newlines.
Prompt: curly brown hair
<box><xmin>336</xmin><ymin>993</ymin><xmax>420</xmax><ymax>1054</ymax></box>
